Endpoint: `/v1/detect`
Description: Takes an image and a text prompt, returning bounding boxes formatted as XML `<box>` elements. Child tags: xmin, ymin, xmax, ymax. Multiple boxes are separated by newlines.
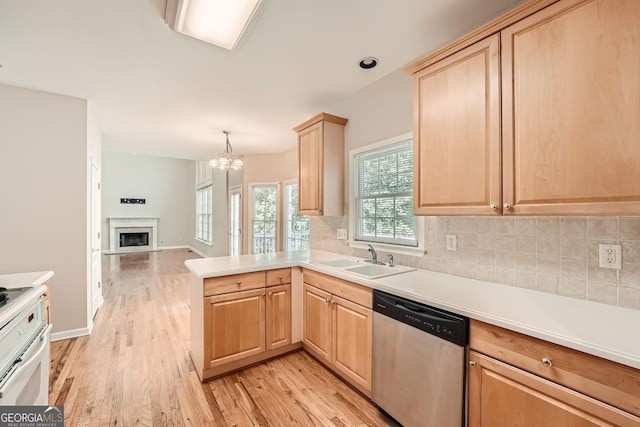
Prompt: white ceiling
<box><xmin>0</xmin><ymin>0</ymin><xmax>522</xmax><ymax>160</ymax></box>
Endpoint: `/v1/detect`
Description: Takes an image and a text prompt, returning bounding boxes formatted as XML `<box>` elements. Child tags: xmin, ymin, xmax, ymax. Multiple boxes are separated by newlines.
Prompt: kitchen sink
<box><xmin>312</xmin><ymin>258</ymin><xmax>416</xmax><ymax>279</ymax></box>
<box><xmin>343</xmin><ymin>263</ymin><xmax>416</xmax><ymax>279</ymax></box>
<box><xmin>313</xmin><ymin>259</ymin><xmax>362</xmax><ymax>268</ymax></box>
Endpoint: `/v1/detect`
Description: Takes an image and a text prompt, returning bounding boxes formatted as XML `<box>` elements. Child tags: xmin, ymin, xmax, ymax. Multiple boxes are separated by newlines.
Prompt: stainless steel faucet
<box><xmin>387</xmin><ymin>253</ymin><xmax>394</xmax><ymax>267</ymax></box>
<box><xmin>366</xmin><ymin>244</ymin><xmax>385</xmax><ymax>265</ymax></box>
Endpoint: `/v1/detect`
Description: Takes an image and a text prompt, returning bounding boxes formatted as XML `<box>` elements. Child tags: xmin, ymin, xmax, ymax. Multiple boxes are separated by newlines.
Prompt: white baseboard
<box><xmin>158</xmin><ymin>245</ymin><xmax>190</xmax><ymax>251</ymax></box>
<box><xmin>51</xmin><ymin>324</ymin><xmax>93</xmax><ymax>342</ymax></box>
<box><xmin>187</xmin><ymin>246</ymin><xmax>208</xmax><ymax>258</ymax></box>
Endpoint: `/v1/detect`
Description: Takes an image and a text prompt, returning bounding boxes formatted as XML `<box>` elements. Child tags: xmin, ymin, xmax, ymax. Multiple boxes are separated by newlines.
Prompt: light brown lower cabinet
<box><xmin>302</xmin><ymin>281</ymin><xmax>373</xmax><ymax>395</ymax></box>
<box><xmin>468</xmin><ymin>320</ymin><xmax>640</xmax><ymax>426</ymax></box>
<box><xmin>265</xmin><ymin>284</ymin><xmax>292</xmax><ymax>351</ymax></box>
<box><xmin>194</xmin><ymin>269</ymin><xmax>297</xmax><ymax>381</ymax></box>
<box><xmin>468</xmin><ymin>351</ymin><xmax>640</xmax><ymax>427</ymax></box>
<box><xmin>205</xmin><ymin>288</ymin><xmax>266</xmax><ymax>368</ymax></box>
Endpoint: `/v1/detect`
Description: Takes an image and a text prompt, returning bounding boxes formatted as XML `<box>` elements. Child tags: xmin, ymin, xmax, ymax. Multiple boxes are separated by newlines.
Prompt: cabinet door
<box><xmin>502</xmin><ymin>0</ymin><xmax>640</xmax><ymax>215</ymax></box>
<box><xmin>204</xmin><ymin>288</ymin><xmax>265</xmax><ymax>368</ymax></box>
<box><xmin>298</xmin><ymin>121</ymin><xmax>323</xmax><ymax>215</ymax></box>
<box><xmin>265</xmin><ymin>284</ymin><xmax>291</xmax><ymax>351</ymax></box>
<box><xmin>331</xmin><ymin>295</ymin><xmax>373</xmax><ymax>393</ymax></box>
<box><xmin>413</xmin><ymin>34</ymin><xmax>501</xmax><ymax>215</ymax></box>
<box><xmin>468</xmin><ymin>351</ymin><xmax>640</xmax><ymax>427</ymax></box>
<box><xmin>302</xmin><ymin>284</ymin><xmax>332</xmax><ymax>362</ymax></box>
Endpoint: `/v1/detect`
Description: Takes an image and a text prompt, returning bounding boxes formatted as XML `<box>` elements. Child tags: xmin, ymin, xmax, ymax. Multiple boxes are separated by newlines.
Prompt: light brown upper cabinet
<box><xmin>412</xmin><ymin>35</ymin><xmax>501</xmax><ymax>215</ymax></box>
<box><xmin>293</xmin><ymin>113</ymin><xmax>348</xmax><ymax>216</ymax></box>
<box><xmin>407</xmin><ymin>0</ymin><xmax>640</xmax><ymax>216</ymax></box>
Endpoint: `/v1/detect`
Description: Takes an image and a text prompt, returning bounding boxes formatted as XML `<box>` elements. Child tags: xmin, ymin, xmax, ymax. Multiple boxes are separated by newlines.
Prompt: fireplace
<box><xmin>108</xmin><ymin>218</ymin><xmax>158</xmax><ymax>253</ymax></box>
<box><xmin>120</xmin><ymin>232</ymin><xmax>149</xmax><ymax>248</ymax></box>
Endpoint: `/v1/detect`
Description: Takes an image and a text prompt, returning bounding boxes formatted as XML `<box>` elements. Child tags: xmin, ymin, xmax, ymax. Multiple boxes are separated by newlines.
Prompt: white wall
<box><xmin>0</xmin><ymin>83</ymin><xmax>91</xmax><ymax>334</ymax></box>
<box><xmin>190</xmin><ymin>161</ymin><xmax>230</xmax><ymax>257</ymax></box>
<box><xmin>101</xmin><ymin>151</ymin><xmax>193</xmax><ymax>251</ymax></box>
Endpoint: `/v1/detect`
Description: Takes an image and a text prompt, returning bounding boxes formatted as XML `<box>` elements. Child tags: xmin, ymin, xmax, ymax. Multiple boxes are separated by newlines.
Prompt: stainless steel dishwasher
<box><xmin>372</xmin><ymin>290</ymin><xmax>469</xmax><ymax>427</ymax></box>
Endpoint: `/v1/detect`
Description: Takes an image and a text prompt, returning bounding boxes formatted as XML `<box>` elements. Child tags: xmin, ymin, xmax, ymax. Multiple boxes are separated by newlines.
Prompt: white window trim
<box><xmin>348</xmin><ymin>132</ymin><xmax>426</xmax><ymax>257</ymax></box>
<box><xmin>228</xmin><ymin>184</ymin><xmax>243</xmax><ymax>256</ymax></box>
<box><xmin>248</xmin><ymin>182</ymin><xmax>281</xmax><ymax>254</ymax></box>
<box><xmin>195</xmin><ymin>182</ymin><xmax>213</xmax><ymax>245</ymax></box>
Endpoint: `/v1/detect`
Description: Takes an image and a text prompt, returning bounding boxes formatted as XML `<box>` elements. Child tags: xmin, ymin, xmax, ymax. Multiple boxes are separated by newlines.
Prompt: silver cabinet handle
<box><xmin>542</xmin><ymin>358</ymin><xmax>552</xmax><ymax>367</ymax></box>
<box><xmin>324</xmin><ymin>298</ymin><xmax>330</xmax><ymax>303</ymax></box>
<box><xmin>236</xmin><ymin>281</ymin><xmax>242</xmax><ymax>285</ymax></box>
<box><xmin>490</xmin><ymin>204</ymin><xmax>497</xmax><ymax>210</ymax></box>
<box><xmin>504</xmin><ymin>203</ymin><xmax>512</xmax><ymax>210</ymax></box>
<box><xmin>469</xmin><ymin>360</ymin><xmax>477</xmax><ymax>367</ymax></box>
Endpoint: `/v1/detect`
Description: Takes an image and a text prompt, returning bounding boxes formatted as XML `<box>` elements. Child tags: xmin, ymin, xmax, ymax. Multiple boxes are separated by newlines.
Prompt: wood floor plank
<box><xmin>50</xmin><ymin>249</ymin><xmax>394</xmax><ymax>426</ymax></box>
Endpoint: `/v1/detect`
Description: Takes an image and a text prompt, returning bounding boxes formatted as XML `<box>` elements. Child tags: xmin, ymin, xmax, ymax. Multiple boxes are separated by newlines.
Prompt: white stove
<box><xmin>0</xmin><ymin>281</ymin><xmax>51</xmax><ymax>406</ymax></box>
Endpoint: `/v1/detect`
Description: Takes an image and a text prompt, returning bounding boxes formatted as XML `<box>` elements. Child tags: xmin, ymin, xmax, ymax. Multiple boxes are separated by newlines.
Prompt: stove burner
<box><xmin>0</xmin><ymin>287</ymin><xmax>33</xmax><ymax>313</ymax></box>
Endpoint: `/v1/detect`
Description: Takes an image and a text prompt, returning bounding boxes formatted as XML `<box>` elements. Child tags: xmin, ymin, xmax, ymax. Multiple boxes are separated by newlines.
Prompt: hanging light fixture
<box><xmin>209</xmin><ymin>131</ymin><xmax>244</xmax><ymax>171</ymax></box>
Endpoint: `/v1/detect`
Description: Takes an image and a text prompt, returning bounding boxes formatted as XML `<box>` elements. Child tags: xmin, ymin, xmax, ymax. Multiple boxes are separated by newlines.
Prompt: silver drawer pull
<box><xmin>237</xmin><ymin>281</ymin><xmax>242</xmax><ymax>285</ymax></box>
<box><xmin>490</xmin><ymin>204</ymin><xmax>497</xmax><ymax>210</ymax></box>
<box><xmin>469</xmin><ymin>360</ymin><xmax>477</xmax><ymax>367</ymax></box>
<box><xmin>542</xmin><ymin>358</ymin><xmax>553</xmax><ymax>367</ymax></box>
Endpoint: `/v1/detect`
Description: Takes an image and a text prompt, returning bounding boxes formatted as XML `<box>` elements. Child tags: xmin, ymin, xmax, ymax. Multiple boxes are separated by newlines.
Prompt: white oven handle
<box><xmin>0</xmin><ymin>324</ymin><xmax>52</xmax><ymax>397</ymax></box>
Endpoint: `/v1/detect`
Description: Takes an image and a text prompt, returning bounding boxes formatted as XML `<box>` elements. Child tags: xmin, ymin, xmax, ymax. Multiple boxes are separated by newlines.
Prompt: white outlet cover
<box><xmin>446</xmin><ymin>234</ymin><xmax>457</xmax><ymax>251</ymax></box>
<box><xmin>336</xmin><ymin>229</ymin><xmax>348</xmax><ymax>240</ymax></box>
<box><xmin>599</xmin><ymin>244</ymin><xmax>622</xmax><ymax>269</ymax></box>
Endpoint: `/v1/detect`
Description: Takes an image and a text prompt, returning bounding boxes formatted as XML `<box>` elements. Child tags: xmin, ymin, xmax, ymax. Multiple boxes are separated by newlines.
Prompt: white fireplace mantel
<box><xmin>108</xmin><ymin>217</ymin><xmax>158</xmax><ymax>253</ymax></box>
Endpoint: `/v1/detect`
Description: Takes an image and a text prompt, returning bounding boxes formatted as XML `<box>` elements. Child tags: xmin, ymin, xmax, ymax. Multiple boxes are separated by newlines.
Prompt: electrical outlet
<box><xmin>336</xmin><ymin>229</ymin><xmax>348</xmax><ymax>240</ymax></box>
<box><xmin>446</xmin><ymin>234</ymin><xmax>457</xmax><ymax>251</ymax></box>
<box><xmin>599</xmin><ymin>244</ymin><xmax>622</xmax><ymax>269</ymax></box>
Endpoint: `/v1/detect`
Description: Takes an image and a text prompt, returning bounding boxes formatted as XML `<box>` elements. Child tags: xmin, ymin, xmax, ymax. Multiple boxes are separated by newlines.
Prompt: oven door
<box><xmin>0</xmin><ymin>324</ymin><xmax>52</xmax><ymax>406</ymax></box>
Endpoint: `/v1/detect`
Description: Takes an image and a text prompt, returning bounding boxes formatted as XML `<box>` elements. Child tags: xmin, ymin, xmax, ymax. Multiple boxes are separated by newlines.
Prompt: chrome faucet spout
<box><xmin>365</xmin><ymin>244</ymin><xmax>386</xmax><ymax>265</ymax></box>
<box><xmin>367</xmin><ymin>244</ymin><xmax>377</xmax><ymax>262</ymax></box>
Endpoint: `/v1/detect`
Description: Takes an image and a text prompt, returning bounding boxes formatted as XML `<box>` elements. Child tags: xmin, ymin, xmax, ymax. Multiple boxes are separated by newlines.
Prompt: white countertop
<box><xmin>0</xmin><ymin>271</ymin><xmax>52</xmax><ymax>326</ymax></box>
<box><xmin>186</xmin><ymin>251</ymin><xmax>640</xmax><ymax>370</ymax></box>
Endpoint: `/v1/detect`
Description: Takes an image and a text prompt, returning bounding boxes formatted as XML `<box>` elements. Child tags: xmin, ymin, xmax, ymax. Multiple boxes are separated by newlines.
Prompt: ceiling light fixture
<box><xmin>209</xmin><ymin>131</ymin><xmax>243</xmax><ymax>171</ymax></box>
<box><xmin>359</xmin><ymin>57</ymin><xmax>378</xmax><ymax>69</ymax></box>
<box><xmin>164</xmin><ymin>0</ymin><xmax>263</xmax><ymax>50</ymax></box>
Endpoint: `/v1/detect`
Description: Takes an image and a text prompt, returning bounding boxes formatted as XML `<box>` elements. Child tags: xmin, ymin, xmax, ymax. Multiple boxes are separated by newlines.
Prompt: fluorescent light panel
<box><xmin>174</xmin><ymin>0</ymin><xmax>263</xmax><ymax>50</ymax></box>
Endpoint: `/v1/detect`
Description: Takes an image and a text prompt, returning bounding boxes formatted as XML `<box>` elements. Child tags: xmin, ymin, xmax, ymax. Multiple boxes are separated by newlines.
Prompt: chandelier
<box><xmin>208</xmin><ymin>131</ymin><xmax>243</xmax><ymax>171</ymax></box>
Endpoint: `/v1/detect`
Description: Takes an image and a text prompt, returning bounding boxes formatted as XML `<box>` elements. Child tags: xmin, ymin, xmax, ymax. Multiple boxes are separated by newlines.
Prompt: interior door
<box><xmin>91</xmin><ymin>161</ymin><xmax>103</xmax><ymax>319</ymax></box>
<box><xmin>229</xmin><ymin>186</ymin><xmax>242</xmax><ymax>255</ymax></box>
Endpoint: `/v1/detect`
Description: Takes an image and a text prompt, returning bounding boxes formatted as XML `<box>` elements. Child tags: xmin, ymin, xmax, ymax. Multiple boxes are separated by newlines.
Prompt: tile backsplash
<box><xmin>311</xmin><ymin>216</ymin><xmax>640</xmax><ymax>311</ymax></box>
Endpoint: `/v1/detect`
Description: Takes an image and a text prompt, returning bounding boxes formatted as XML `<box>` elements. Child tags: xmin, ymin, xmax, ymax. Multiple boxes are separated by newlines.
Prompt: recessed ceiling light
<box><xmin>359</xmin><ymin>57</ymin><xmax>378</xmax><ymax>69</ymax></box>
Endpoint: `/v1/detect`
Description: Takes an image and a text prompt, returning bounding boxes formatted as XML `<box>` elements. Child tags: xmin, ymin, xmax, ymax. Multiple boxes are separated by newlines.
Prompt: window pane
<box><xmin>251</xmin><ymin>185</ymin><xmax>277</xmax><ymax>254</ymax></box>
<box><xmin>355</xmin><ymin>140</ymin><xmax>417</xmax><ymax>247</ymax></box>
<box><xmin>195</xmin><ymin>185</ymin><xmax>213</xmax><ymax>243</ymax></box>
<box><xmin>285</xmin><ymin>184</ymin><xmax>310</xmax><ymax>251</ymax></box>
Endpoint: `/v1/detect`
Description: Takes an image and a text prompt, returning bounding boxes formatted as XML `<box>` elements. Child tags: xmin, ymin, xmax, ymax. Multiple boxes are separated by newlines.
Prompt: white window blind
<box><xmin>354</xmin><ymin>141</ymin><xmax>417</xmax><ymax>247</ymax></box>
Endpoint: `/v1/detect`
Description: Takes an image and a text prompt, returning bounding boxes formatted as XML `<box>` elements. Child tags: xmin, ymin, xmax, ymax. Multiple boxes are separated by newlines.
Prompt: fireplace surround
<box><xmin>108</xmin><ymin>218</ymin><xmax>158</xmax><ymax>253</ymax></box>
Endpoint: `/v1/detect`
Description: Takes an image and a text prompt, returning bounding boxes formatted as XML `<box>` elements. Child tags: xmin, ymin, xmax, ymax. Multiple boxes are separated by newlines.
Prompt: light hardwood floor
<box><xmin>49</xmin><ymin>249</ymin><xmax>395</xmax><ymax>426</ymax></box>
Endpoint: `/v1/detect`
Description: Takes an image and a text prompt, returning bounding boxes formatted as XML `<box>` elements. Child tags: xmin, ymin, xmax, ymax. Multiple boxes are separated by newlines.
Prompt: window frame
<box><xmin>195</xmin><ymin>183</ymin><xmax>213</xmax><ymax>245</ymax></box>
<box><xmin>283</xmin><ymin>180</ymin><xmax>311</xmax><ymax>252</ymax></box>
<box><xmin>348</xmin><ymin>132</ymin><xmax>425</xmax><ymax>256</ymax></box>
<box><xmin>248</xmin><ymin>182</ymin><xmax>280</xmax><ymax>254</ymax></box>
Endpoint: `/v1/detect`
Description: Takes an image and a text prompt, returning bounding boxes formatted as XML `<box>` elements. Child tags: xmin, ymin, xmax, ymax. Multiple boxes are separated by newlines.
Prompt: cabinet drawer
<box><xmin>302</xmin><ymin>270</ymin><xmax>372</xmax><ymax>309</ymax></box>
<box><xmin>469</xmin><ymin>319</ymin><xmax>640</xmax><ymax>417</ymax></box>
<box><xmin>266</xmin><ymin>268</ymin><xmax>291</xmax><ymax>286</ymax></box>
<box><xmin>204</xmin><ymin>271</ymin><xmax>265</xmax><ymax>296</ymax></box>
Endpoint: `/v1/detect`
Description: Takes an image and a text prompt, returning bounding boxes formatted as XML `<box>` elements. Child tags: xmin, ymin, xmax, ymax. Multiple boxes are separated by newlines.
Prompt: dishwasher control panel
<box><xmin>373</xmin><ymin>290</ymin><xmax>468</xmax><ymax>346</ymax></box>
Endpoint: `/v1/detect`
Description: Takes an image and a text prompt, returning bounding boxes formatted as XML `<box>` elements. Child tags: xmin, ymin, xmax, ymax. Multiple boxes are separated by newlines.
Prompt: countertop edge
<box><xmin>184</xmin><ymin>252</ymin><xmax>640</xmax><ymax>370</ymax></box>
